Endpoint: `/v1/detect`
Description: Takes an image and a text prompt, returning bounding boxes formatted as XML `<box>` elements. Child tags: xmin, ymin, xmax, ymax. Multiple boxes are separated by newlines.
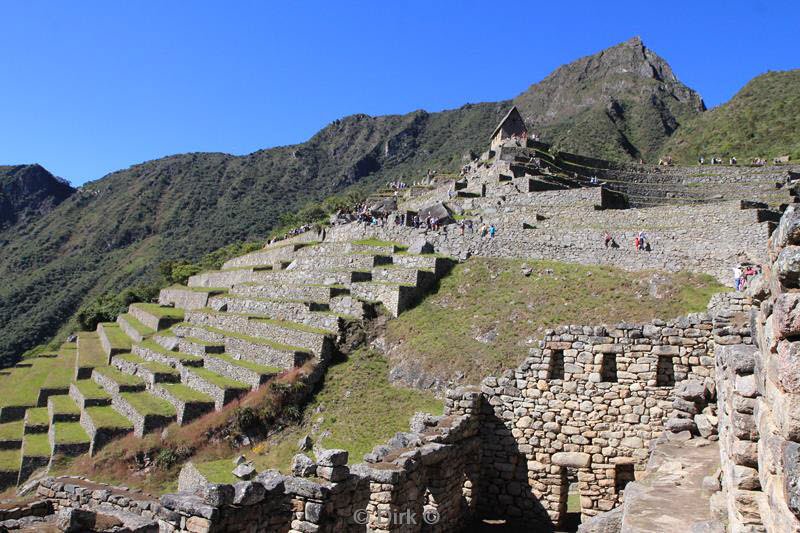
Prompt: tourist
<box><xmin>634</xmin><ymin>235</ymin><xmax>640</xmax><ymax>251</ymax></box>
<box><xmin>733</xmin><ymin>265</ymin><xmax>742</xmax><ymax>290</ymax></box>
<box><xmin>604</xmin><ymin>231</ymin><xmax>612</xmax><ymax>248</ymax></box>
<box><xmin>489</xmin><ymin>225</ymin><xmax>496</xmax><ymax>238</ymax></box>
<box><xmin>459</xmin><ymin>220</ymin><xmax>465</xmax><ymax>236</ymax></box>
<box><xmin>638</xmin><ymin>231</ymin><xmax>647</xmax><ymax>251</ymax></box>
<box><xmin>480</xmin><ymin>224</ymin><xmax>488</xmax><ymax>238</ymax></box>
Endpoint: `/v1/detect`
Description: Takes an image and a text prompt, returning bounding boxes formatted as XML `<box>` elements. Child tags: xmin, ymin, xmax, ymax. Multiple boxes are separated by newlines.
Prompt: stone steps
<box><xmin>288</xmin><ymin>253</ymin><xmax>392</xmax><ymax>270</ymax></box>
<box><xmin>170</xmin><ymin>323</ymin><xmax>309</xmax><ymax>369</ymax></box>
<box><xmin>112</xmin><ymin>354</ymin><xmax>182</xmax><ymax>386</ymax></box>
<box><xmin>151</xmin><ymin>384</ymin><xmax>215</xmax><ymax>425</ymax></box>
<box><xmin>47</xmin><ymin>395</ymin><xmax>81</xmax><ymax>424</ymax></box>
<box><xmin>180</xmin><ymin>367</ymin><xmax>250</xmax><ymax>410</ymax></box>
<box><xmin>69</xmin><ymin>381</ymin><xmax>112</xmax><ymax>409</ymax></box>
<box><xmin>75</xmin><ymin>332</ymin><xmax>109</xmax><ymax>379</ymax></box>
<box><xmin>208</xmin><ymin>295</ymin><xmax>343</xmax><ymax>331</ymax></box>
<box><xmin>203</xmin><ymin>353</ymin><xmax>280</xmax><ymax>389</ymax></box>
<box><xmin>80</xmin><ymin>406</ymin><xmax>133</xmax><ymax>456</ymax></box>
<box><xmin>132</xmin><ymin>339</ymin><xmax>205</xmax><ymax>369</ymax></box>
<box><xmin>97</xmin><ymin>322</ymin><xmax>132</xmax><ymax>358</ymax></box>
<box><xmin>128</xmin><ymin>303</ymin><xmax>184</xmax><ymax>331</ymax></box>
<box><xmin>230</xmin><ymin>282</ymin><xmax>350</xmax><ymax>302</ymax></box>
<box><xmin>185</xmin><ymin>309</ymin><xmax>335</xmax><ymax>355</ymax></box>
<box><xmin>112</xmin><ymin>392</ymin><xmax>177</xmax><ymax>437</ymax></box>
<box><xmin>116</xmin><ymin>313</ymin><xmax>155</xmax><ymax>343</ymax></box>
<box><xmin>92</xmin><ymin>366</ymin><xmax>147</xmax><ymax>395</ymax></box>
<box><xmin>158</xmin><ymin>285</ymin><xmax>228</xmax><ymax>311</ymax></box>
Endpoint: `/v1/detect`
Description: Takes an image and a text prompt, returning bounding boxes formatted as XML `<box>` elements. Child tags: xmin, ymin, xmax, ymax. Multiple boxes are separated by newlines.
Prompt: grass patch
<box><xmin>49</xmin><ymin>395</ymin><xmax>80</xmax><ymax>416</ymax></box>
<box><xmin>210</xmin><ymin>354</ymin><xmax>281</xmax><ymax>374</ymax></box>
<box><xmin>0</xmin><ymin>422</ymin><xmax>23</xmax><ymax>441</ymax></box>
<box><xmin>23</xmin><ymin>433</ymin><xmax>51</xmax><ymax>457</ymax></box>
<box><xmin>77</xmin><ymin>332</ymin><xmax>108</xmax><ymax>368</ymax></box>
<box><xmin>131</xmin><ymin>303</ymin><xmax>184</xmax><ymax>320</ymax></box>
<box><xmin>95</xmin><ymin>367</ymin><xmax>145</xmax><ymax>387</ymax></box>
<box><xmin>158</xmin><ymin>384</ymin><xmax>213</xmax><ymax>403</ymax></box>
<box><xmin>189</xmin><ymin>368</ymin><xmax>249</xmax><ymax>390</ymax></box>
<box><xmin>0</xmin><ymin>450</ymin><xmax>20</xmax><ymax>471</ymax></box>
<box><xmin>25</xmin><ymin>408</ymin><xmax>49</xmax><ymax>427</ymax></box>
<box><xmin>86</xmin><ymin>407</ymin><xmax>133</xmax><ymax>430</ymax></box>
<box><xmin>118</xmin><ymin>314</ymin><xmax>155</xmax><ymax>337</ymax></box>
<box><xmin>253</xmin><ymin>348</ymin><xmax>443</xmax><ymax>472</ymax></box>
<box><xmin>74</xmin><ymin>380</ymin><xmax>112</xmax><ymax>401</ymax></box>
<box><xmin>120</xmin><ymin>393</ymin><xmax>176</xmax><ymax>417</ymax></box>
<box><xmin>386</xmin><ymin>258</ymin><xmax>729</xmax><ymax>385</ymax></box>
<box><xmin>53</xmin><ymin>422</ymin><xmax>90</xmax><ymax>444</ymax></box>
<box><xmin>100</xmin><ymin>323</ymin><xmax>132</xmax><ymax>351</ymax></box>
<box><xmin>194</xmin><ymin>459</ymin><xmax>237</xmax><ymax>484</ymax></box>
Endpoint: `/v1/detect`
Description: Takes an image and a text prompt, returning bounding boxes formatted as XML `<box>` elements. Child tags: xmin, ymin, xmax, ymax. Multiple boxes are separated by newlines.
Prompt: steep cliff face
<box><xmin>0</xmin><ymin>164</ymin><xmax>74</xmax><ymax>229</ymax></box>
<box><xmin>514</xmin><ymin>36</ymin><xmax>706</xmax><ymax>161</ymax></box>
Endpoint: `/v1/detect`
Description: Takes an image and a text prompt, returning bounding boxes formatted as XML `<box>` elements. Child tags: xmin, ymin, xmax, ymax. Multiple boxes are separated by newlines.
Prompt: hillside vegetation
<box><xmin>385</xmin><ymin>258</ymin><xmax>728</xmax><ymax>387</ymax></box>
<box><xmin>661</xmin><ymin>69</ymin><xmax>800</xmax><ymax>162</ymax></box>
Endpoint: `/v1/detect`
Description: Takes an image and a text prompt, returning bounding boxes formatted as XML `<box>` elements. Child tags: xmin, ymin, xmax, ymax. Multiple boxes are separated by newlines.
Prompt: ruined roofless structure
<box><xmin>490</xmin><ymin>106</ymin><xmax>528</xmax><ymax>151</ymax></box>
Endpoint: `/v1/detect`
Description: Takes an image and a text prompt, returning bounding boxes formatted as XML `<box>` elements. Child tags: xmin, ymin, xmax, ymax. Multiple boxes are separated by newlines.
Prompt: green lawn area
<box><xmin>0</xmin><ymin>422</ymin><xmax>23</xmax><ymax>441</ymax></box>
<box><xmin>119</xmin><ymin>314</ymin><xmax>155</xmax><ymax>337</ymax></box>
<box><xmin>131</xmin><ymin>303</ymin><xmax>185</xmax><ymax>320</ymax></box>
<box><xmin>386</xmin><ymin>258</ymin><xmax>729</xmax><ymax>384</ymax></box>
<box><xmin>23</xmin><ymin>433</ymin><xmax>51</xmax><ymax>457</ymax></box>
<box><xmin>120</xmin><ymin>393</ymin><xmax>176</xmax><ymax>417</ymax></box>
<box><xmin>49</xmin><ymin>395</ymin><xmax>80</xmax><ymax>417</ymax></box>
<box><xmin>0</xmin><ymin>353</ymin><xmax>74</xmax><ymax>409</ymax></box>
<box><xmin>158</xmin><ymin>384</ymin><xmax>213</xmax><ymax>403</ymax></box>
<box><xmin>77</xmin><ymin>332</ymin><xmax>108</xmax><ymax>368</ymax></box>
<box><xmin>0</xmin><ymin>450</ymin><xmax>20</xmax><ymax>471</ymax></box>
<box><xmin>53</xmin><ymin>422</ymin><xmax>90</xmax><ymax>444</ymax></box>
<box><xmin>95</xmin><ymin>367</ymin><xmax>145</xmax><ymax>387</ymax></box>
<box><xmin>252</xmin><ymin>348</ymin><xmax>443</xmax><ymax>472</ymax></box>
<box><xmin>194</xmin><ymin>459</ymin><xmax>237</xmax><ymax>484</ymax></box>
<box><xmin>25</xmin><ymin>408</ymin><xmax>49</xmax><ymax>427</ymax></box>
<box><xmin>42</xmin><ymin>349</ymin><xmax>77</xmax><ymax>389</ymax></box>
<box><xmin>210</xmin><ymin>354</ymin><xmax>281</xmax><ymax>374</ymax></box>
<box><xmin>85</xmin><ymin>407</ymin><xmax>133</xmax><ymax>430</ymax></box>
<box><xmin>100</xmin><ymin>323</ymin><xmax>132</xmax><ymax>350</ymax></box>
<box><xmin>74</xmin><ymin>380</ymin><xmax>112</xmax><ymax>401</ymax></box>
<box><xmin>189</xmin><ymin>368</ymin><xmax>248</xmax><ymax>389</ymax></box>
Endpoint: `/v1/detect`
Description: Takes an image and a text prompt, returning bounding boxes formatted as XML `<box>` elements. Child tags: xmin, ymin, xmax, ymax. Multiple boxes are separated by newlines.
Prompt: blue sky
<box><xmin>1</xmin><ymin>0</ymin><xmax>797</xmax><ymax>185</ymax></box>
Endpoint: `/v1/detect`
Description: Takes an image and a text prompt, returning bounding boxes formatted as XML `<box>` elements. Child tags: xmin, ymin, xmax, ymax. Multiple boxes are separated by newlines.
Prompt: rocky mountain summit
<box><xmin>514</xmin><ymin>36</ymin><xmax>706</xmax><ymax>161</ymax></box>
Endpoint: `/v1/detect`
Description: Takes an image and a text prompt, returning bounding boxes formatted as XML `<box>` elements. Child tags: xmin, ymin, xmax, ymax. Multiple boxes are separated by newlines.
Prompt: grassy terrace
<box><xmin>74</xmin><ymin>380</ymin><xmax>111</xmax><ymax>401</ymax></box>
<box><xmin>352</xmin><ymin>238</ymin><xmax>407</xmax><ymax>249</ymax></box>
<box><xmin>49</xmin><ymin>395</ymin><xmax>80</xmax><ymax>417</ymax></box>
<box><xmin>251</xmin><ymin>348</ymin><xmax>442</xmax><ymax>473</ymax></box>
<box><xmin>137</xmin><ymin>339</ymin><xmax>203</xmax><ymax>364</ymax></box>
<box><xmin>166</xmin><ymin>284</ymin><xmax>228</xmax><ymax>294</ymax></box>
<box><xmin>130</xmin><ymin>303</ymin><xmax>185</xmax><ymax>320</ymax></box>
<box><xmin>387</xmin><ymin>258</ymin><xmax>729</xmax><ymax>384</ymax></box>
<box><xmin>0</xmin><ymin>450</ymin><xmax>20</xmax><ymax>471</ymax></box>
<box><xmin>94</xmin><ymin>367</ymin><xmax>145</xmax><ymax>387</ymax></box>
<box><xmin>25</xmin><ymin>408</ymin><xmax>49</xmax><ymax>427</ymax></box>
<box><xmin>85</xmin><ymin>407</ymin><xmax>133</xmax><ymax>430</ymax></box>
<box><xmin>115</xmin><ymin>354</ymin><xmax>178</xmax><ymax>375</ymax></box>
<box><xmin>99</xmin><ymin>323</ymin><xmax>132</xmax><ymax>351</ymax></box>
<box><xmin>53</xmin><ymin>422</ymin><xmax>90</xmax><ymax>444</ymax></box>
<box><xmin>194</xmin><ymin>459</ymin><xmax>237</xmax><ymax>484</ymax></box>
<box><xmin>0</xmin><ymin>354</ymin><xmax>74</xmax><ymax>409</ymax></box>
<box><xmin>77</xmin><ymin>332</ymin><xmax>108</xmax><ymax>368</ymax></box>
<box><xmin>251</xmin><ymin>317</ymin><xmax>334</xmax><ymax>336</ymax></box>
<box><xmin>120</xmin><ymin>393</ymin><xmax>175</xmax><ymax>417</ymax></box>
<box><xmin>158</xmin><ymin>383</ymin><xmax>213</xmax><ymax>403</ymax></box>
<box><xmin>23</xmin><ymin>433</ymin><xmax>51</xmax><ymax>457</ymax></box>
<box><xmin>181</xmin><ymin>336</ymin><xmax>225</xmax><ymax>348</ymax></box>
<box><xmin>209</xmin><ymin>353</ymin><xmax>281</xmax><ymax>375</ymax></box>
<box><xmin>188</xmin><ymin>367</ymin><xmax>249</xmax><ymax>389</ymax></box>
<box><xmin>119</xmin><ymin>314</ymin><xmax>155</xmax><ymax>337</ymax></box>
<box><xmin>0</xmin><ymin>422</ymin><xmax>23</xmax><ymax>441</ymax></box>
<box><xmin>179</xmin><ymin>323</ymin><xmax>310</xmax><ymax>354</ymax></box>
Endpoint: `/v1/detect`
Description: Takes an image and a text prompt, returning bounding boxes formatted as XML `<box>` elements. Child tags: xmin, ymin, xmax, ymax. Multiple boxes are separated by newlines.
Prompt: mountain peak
<box><xmin>0</xmin><ymin>164</ymin><xmax>74</xmax><ymax>229</ymax></box>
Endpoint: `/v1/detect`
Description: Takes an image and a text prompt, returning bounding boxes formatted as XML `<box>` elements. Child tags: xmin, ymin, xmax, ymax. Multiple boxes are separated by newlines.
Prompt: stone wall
<box><xmin>477</xmin><ymin>314</ymin><xmax>716</xmax><ymax>528</ymax></box>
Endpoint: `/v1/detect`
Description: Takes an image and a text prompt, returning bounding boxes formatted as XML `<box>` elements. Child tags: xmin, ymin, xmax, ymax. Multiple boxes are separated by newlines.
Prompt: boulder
<box><xmin>417</xmin><ymin>202</ymin><xmax>454</xmax><ymax>225</ymax></box>
<box><xmin>232</xmin><ymin>462</ymin><xmax>256</xmax><ymax>480</ymax></box>
<box><xmin>55</xmin><ymin>508</ymin><xmax>97</xmax><ymax>533</ymax></box>
<box><xmin>297</xmin><ymin>435</ymin><xmax>313</xmax><ymax>451</ymax></box>
<box><xmin>784</xmin><ymin>441</ymin><xmax>800</xmax><ymax>519</ymax></box>
<box><xmin>666</xmin><ymin>417</ymin><xmax>697</xmax><ymax>434</ymax></box>
<box><xmin>291</xmin><ymin>453</ymin><xmax>316</xmax><ymax>477</ymax></box>
<box><xmin>576</xmin><ymin>505</ymin><xmax>622</xmax><ymax>532</ymax></box>
<box><xmin>772</xmin><ymin>294</ymin><xmax>800</xmax><ymax>339</ymax></box>
<box><xmin>694</xmin><ymin>414</ymin><xmax>717</xmax><ymax>438</ymax></box>
<box><xmin>407</xmin><ymin>237</ymin><xmax>434</xmax><ymax>255</ymax></box>
<box><xmin>772</xmin><ymin>204</ymin><xmax>800</xmax><ymax>251</ymax></box>
<box><xmin>775</xmin><ymin>246</ymin><xmax>800</xmax><ymax>288</ymax></box>
<box><xmin>233</xmin><ymin>480</ymin><xmax>266</xmax><ymax>506</ymax></box>
<box><xmin>674</xmin><ymin>380</ymin><xmax>706</xmax><ymax>403</ymax></box>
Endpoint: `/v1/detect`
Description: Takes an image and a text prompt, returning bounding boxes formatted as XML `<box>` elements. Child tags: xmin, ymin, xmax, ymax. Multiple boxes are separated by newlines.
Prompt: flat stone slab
<box><xmin>621</xmin><ymin>439</ymin><xmax>721</xmax><ymax>533</ymax></box>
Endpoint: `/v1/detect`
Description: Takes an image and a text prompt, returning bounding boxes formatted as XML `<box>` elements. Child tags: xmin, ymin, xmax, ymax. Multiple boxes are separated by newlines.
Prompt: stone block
<box><xmin>773</xmin><ymin>340</ymin><xmax>800</xmax><ymax>394</ymax></box>
<box><xmin>775</xmin><ymin>246</ymin><xmax>800</xmax><ymax>289</ymax></box>
<box><xmin>552</xmin><ymin>452</ymin><xmax>591</xmax><ymax>468</ymax></box>
<box><xmin>674</xmin><ymin>380</ymin><xmax>706</xmax><ymax>402</ymax></box>
<box><xmin>733</xmin><ymin>465</ymin><xmax>761</xmax><ymax>491</ymax></box>
<box><xmin>784</xmin><ymin>440</ymin><xmax>800</xmax><ymax>520</ymax></box>
<box><xmin>291</xmin><ymin>454</ymin><xmax>317</xmax><ymax>477</ymax></box>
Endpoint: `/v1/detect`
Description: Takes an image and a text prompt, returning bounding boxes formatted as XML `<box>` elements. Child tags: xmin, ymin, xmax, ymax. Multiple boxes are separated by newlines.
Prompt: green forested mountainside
<box><xmin>513</xmin><ymin>37</ymin><xmax>705</xmax><ymax>162</ymax></box>
<box><xmin>0</xmin><ymin>164</ymin><xmax>74</xmax><ymax>230</ymax></box>
<box><xmin>659</xmin><ymin>69</ymin><xmax>800</xmax><ymax>163</ymax></box>
<box><xmin>0</xmin><ymin>103</ymin><xmax>510</xmax><ymax>366</ymax></box>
